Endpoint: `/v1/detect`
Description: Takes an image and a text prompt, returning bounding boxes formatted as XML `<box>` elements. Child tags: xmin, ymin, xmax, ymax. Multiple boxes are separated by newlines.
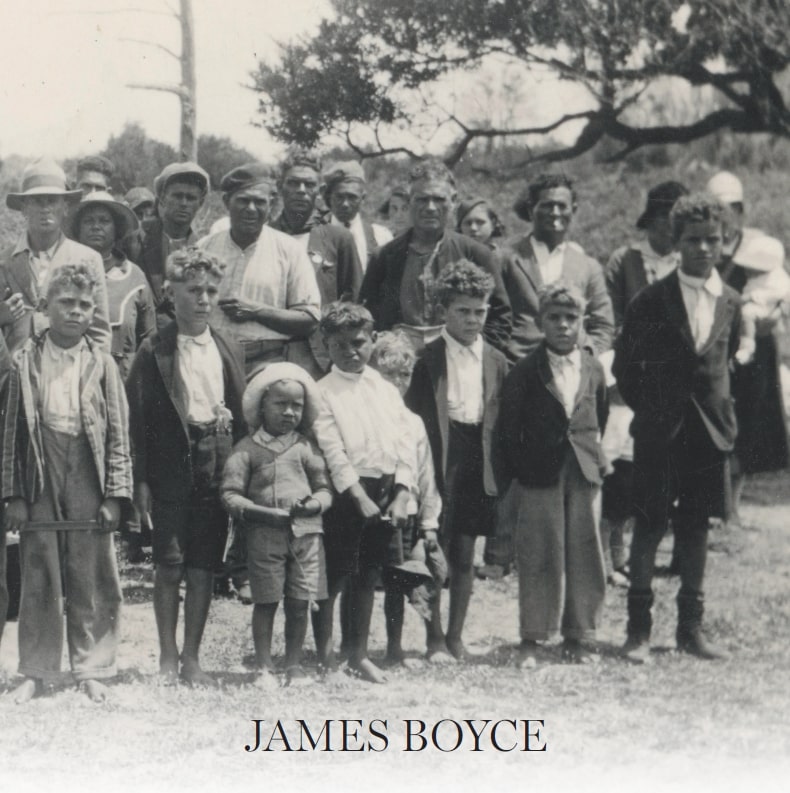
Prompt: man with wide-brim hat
<box><xmin>0</xmin><ymin>158</ymin><xmax>111</xmax><ymax>355</ymax></box>
<box><xmin>138</xmin><ymin>161</ymin><xmax>209</xmax><ymax>326</ymax></box>
<box><xmin>321</xmin><ymin>160</ymin><xmax>392</xmax><ymax>272</ymax></box>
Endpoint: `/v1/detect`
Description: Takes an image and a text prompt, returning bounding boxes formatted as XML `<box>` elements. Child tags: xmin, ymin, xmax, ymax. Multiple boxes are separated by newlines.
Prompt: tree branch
<box><xmin>127</xmin><ymin>82</ymin><xmax>189</xmax><ymax>99</ymax></box>
<box><xmin>120</xmin><ymin>37</ymin><xmax>180</xmax><ymax>60</ymax></box>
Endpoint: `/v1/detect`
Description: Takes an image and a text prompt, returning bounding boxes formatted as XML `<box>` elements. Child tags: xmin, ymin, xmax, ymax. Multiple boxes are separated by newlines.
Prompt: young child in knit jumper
<box><xmin>221</xmin><ymin>362</ymin><xmax>332</xmax><ymax>688</ymax></box>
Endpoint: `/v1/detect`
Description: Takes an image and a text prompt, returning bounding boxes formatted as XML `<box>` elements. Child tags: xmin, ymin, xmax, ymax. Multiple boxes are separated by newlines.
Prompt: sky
<box><xmin>0</xmin><ymin>0</ymin><xmax>331</xmax><ymax>161</ymax></box>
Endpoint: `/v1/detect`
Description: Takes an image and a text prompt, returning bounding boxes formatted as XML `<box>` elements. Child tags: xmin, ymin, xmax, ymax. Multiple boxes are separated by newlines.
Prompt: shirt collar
<box><xmin>252</xmin><ymin>427</ymin><xmax>298</xmax><ymax>448</ymax></box>
<box><xmin>546</xmin><ymin>345</ymin><xmax>581</xmax><ymax>369</ymax></box>
<box><xmin>331</xmin><ymin>364</ymin><xmax>368</xmax><ymax>382</ymax></box>
<box><xmin>441</xmin><ymin>327</ymin><xmax>483</xmax><ymax>360</ymax></box>
<box><xmin>677</xmin><ymin>267</ymin><xmax>723</xmax><ymax>297</ymax></box>
<box><xmin>44</xmin><ymin>333</ymin><xmax>86</xmax><ymax>361</ymax></box>
<box><xmin>531</xmin><ymin>235</ymin><xmax>567</xmax><ymax>260</ymax></box>
<box><xmin>636</xmin><ymin>238</ymin><xmax>677</xmax><ymax>265</ymax></box>
<box><xmin>177</xmin><ymin>326</ymin><xmax>213</xmax><ymax>347</ymax></box>
<box><xmin>14</xmin><ymin>231</ymin><xmax>64</xmax><ymax>258</ymax></box>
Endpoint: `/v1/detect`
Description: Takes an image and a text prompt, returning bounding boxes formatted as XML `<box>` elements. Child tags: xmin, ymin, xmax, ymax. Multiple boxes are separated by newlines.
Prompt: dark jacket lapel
<box><xmin>426</xmin><ymin>338</ymin><xmax>449</xmax><ymax>475</ymax></box>
<box><xmin>153</xmin><ymin>322</ymin><xmax>189</xmax><ymax>434</ymax></box>
<box><xmin>511</xmin><ymin>235</ymin><xmax>543</xmax><ymax>294</ymax></box>
<box><xmin>536</xmin><ymin>345</ymin><xmax>566</xmax><ymax>409</ymax></box>
<box><xmin>572</xmin><ymin>351</ymin><xmax>594</xmax><ymax>409</ymax></box>
<box><xmin>662</xmin><ymin>272</ymin><xmax>696</xmax><ymax>352</ymax></box>
<box><xmin>699</xmin><ymin>291</ymin><xmax>736</xmax><ymax>355</ymax></box>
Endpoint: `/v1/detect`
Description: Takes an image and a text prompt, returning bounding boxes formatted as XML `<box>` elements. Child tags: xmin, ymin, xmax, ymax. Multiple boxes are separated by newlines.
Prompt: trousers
<box><xmin>18</xmin><ymin>426</ymin><xmax>121</xmax><ymax>682</ymax></box>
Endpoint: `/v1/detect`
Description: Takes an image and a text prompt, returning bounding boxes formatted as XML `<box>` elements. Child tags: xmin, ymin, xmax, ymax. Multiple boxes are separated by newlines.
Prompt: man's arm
<box><xmin>582</xmin><ymin>258</ymin><xmax>615</xmax><ymax>355</ymax></box>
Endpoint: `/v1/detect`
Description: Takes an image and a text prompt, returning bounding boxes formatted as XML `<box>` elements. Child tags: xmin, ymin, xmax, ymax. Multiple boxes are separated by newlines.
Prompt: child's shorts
<box><xmin>247</xmin><ymin>526</ymin><xmax>327</xmax><ymax>604</ymax></box>
<box><xmin>323</xmin><ymin>475</ymin><xmax>395</xmax><ymax>582</ymax></box>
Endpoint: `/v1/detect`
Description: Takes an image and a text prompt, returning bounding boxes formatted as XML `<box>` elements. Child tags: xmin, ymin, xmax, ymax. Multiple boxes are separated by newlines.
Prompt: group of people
<box><xmin>0</xmin><ymin>148</ymin><xmax>787</xmax><ymax>701</ymax></box>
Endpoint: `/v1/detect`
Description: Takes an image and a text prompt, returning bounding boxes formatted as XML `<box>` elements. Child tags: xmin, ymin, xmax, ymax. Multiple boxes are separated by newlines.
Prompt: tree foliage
<box><xmin>251</xmin><ymin>0</ymin><xmax>790</xmax><ymax>166</ymax></box>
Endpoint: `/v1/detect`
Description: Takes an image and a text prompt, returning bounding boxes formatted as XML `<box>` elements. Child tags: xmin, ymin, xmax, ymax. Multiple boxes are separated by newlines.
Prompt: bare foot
<box><xmin>401</xmin><ymin>657</ymin><xmax>425</xmax><ymax>671</ymax></box>
<box><xmin>349</xmin><ymin>657</ymin><xmax>387</xmax><ymax>684</ymax></box>
<box><xmin>426</xmin><ymin>646</ymin><xmax>457</xmax><ymax>666</ymax></box>
<box><xmin>11</xmin><ymin>678</ymin><xmax>38</xmax><ymax>704</ymax></box>
<box><xmin>446</xmin><ymin>638</ymin><xmax>471</xmax><ymax>663</ymax></box>
<box><xmin>180</xmin><ymin>659</ymin><xmax>217</xmax><ymax>689</ymax></box>
<box><xmin>253</xmin><ymin>669</ymin><xmax>279</xmax><ymax>690</ymax></box>
<box><xmin>518</xmin><ymin>640</ymin><xmax>538</xmax><ymax>670</ymax></box>
<box><xmin>385</xmin><ymin>647</ymin><xmax>405</xmax><ymax>667</ymax></box>
<box><xmin>80</xmin><ymin>679</ymin><xmax>110</xmax><ymax>702</ymax></box>
<box><xmin>284</xmin><ymin>666</ymin><xmax>313</xmax><ymax>688</ymax></box>
<box><xmin>158</xmin><ymin>656</ymin><xmax>179</xmax><ymax>686</ymax></box>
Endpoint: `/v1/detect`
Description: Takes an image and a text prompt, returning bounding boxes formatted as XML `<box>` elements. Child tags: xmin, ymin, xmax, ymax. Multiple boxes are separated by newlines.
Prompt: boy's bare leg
<box><xmin>384</xmin><ymin>587</ymin><xmax>405</xmax><ymax>664</ymax></box>
<box><xmin>252</xmin><ymin>603</ymin><xmax>278</xmax><ymax>671</ymax></box>
<box><xmin>180</xmin><ymin>567</ymin><xmax>215</xmax><ymax>687</ymax></box>
<box><xmin>11</xmin><ymin>677</ymin><xmax>39</xmax><ymax>704</ymax></box>
<box><xmin>425</xmin><ymin>590</ymin><xmax>454</xmax><ymax>663</ymax></box>
<box><xmin>446</xmin><ymin>534</ymin><xmax>476</xmax><ymax>661</ymax></box>
<box><xmin>348</xmin><ymin>568</ymin><xmax>386</xmax><ymax>683</ymax></box>
<box><xmin>284</xmin><ymin>597</ymin><xmax>310</xmax><ymax>685</ymax></box>
<box><xmin>312</xmin><ymin>574</ymin><xmax>346</xmax><ymax>671</ymax></box>
<box><xmin>153</xmin><ymin>564</ymin><xmax>182</xmax><ymax>682</ymax></box>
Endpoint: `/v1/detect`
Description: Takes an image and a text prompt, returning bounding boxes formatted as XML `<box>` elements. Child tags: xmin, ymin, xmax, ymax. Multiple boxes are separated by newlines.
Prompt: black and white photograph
<box><xmin>0</xmin><ymin>2</ymin><xmax>789</xmax><ymax>792</ymax></box>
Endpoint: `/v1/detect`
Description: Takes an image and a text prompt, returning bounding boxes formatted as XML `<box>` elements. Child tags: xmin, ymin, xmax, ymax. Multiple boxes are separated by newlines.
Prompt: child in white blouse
<box><xmin>312</xmin><ymin>303</ymin><xmax>412</xmax><ymax>683</ymax></box>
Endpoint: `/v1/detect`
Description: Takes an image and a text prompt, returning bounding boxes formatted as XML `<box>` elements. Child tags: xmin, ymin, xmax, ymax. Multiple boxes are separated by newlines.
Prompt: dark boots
<box><xmin>623</xmin><ymin>589</ymin><xmax>653</xmax><ymax>664</ymax></box>
<box><xmin>676</xmin><ymin>590</ymin><xmax>728</xmax><ymax>660</ymax></box>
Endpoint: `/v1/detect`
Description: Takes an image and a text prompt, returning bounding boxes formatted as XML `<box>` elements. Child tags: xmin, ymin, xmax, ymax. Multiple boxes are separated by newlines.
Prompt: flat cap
<box><xmin>220</xmin><ymin>162</ymin><xmax>277</xmax><ymax>196</ymax></box>
<box><xmin>323</xmin><ymin>161</ymin><xmax>365</xmax><ymax>194</ymax></box>
<box><xmin>153</xmin><ymin>161</ymin><xmax>209</xmax><ymax>198</ymax></box>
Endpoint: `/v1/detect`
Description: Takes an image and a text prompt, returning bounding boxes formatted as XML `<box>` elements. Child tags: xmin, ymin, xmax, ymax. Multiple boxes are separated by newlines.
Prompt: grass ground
<box><xmin>1</xmin><ymin>472</ymin><xmax>789</xmax><ymax>793</ymax></box>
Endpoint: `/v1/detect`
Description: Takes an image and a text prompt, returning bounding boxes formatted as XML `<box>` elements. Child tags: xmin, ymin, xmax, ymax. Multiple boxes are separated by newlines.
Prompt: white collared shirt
<box><xmin>636</xmin><ymin>239</ymin><xmax>679</xmax><ymax>284</ymax></box>
<box><xmin>442</xmin><ymin>328</ymin><xmax>484</xmax><ymax>424</ymax></box>
<box><xmin>547</xmin><ymin>346</ymin><xmax>582</xmax><ymax>417</ymax></box>
<box><xmin>677</xmin><ymin>268</ymin><xmax>723</xmax><ymax>351</ymax></box>
<box><xmin>531</xmin><ymin>237</ymin><xmax>568</xmax><ymax>286</ymax></box>
<box><xmin>313</xmin><ymin>365</ymin><xmax>413</xmax><ymax>493</ymax></box>
<box><xmin>330</xmin><ymin>214</ymin><xmax>392</xmax><ymax>272</ymax></box>
<box><xmin>40</xmin><ymin>335</ymin><xmax>87</xmax><ymax>436</ymax></box>
<box><xmin>29</xmin><ymin>239</ymin><xmax>60</xmax><ymax>291</ymax></box>
<box><xmin>176</xmin><ymin>327</ymin><xmax>225</xmax><ymax>423</ymax></box>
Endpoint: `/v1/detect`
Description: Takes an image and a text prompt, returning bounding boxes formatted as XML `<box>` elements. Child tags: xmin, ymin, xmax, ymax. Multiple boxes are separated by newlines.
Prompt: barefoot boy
<box><xmin>1</xmin><ymin>264</ymin><xmax>132</xmax><ymax>703</ymax></box>
<box><xmin>312</xmin><ymin>302</ymin><xmax>412</xmax><ymax>683</ymax></box>
<box><xmin>496</xmin><ymin>283</ymin><xmax>608</xmax><ymax>667</ymax></box>
<box><xmin>126</xmin><ymin>248</ymin><xmax>246</xmax><ymax>686</ymax></box>
<box><xmin>405</xmin><ymin>260</ymin><xmax>507</xmax><ymax>662</ymax></box>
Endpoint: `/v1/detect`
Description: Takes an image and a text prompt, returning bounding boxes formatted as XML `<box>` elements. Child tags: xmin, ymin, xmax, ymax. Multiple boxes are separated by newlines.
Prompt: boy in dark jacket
<box><xmin>126</xmin><ymin>248</ymin><xmax>246</xmax><ymax>686</ymax></box>
<box><xmin>497</xmin><ymin>283</ymin><xmax>608</xmax><ymax>667</ymax></box>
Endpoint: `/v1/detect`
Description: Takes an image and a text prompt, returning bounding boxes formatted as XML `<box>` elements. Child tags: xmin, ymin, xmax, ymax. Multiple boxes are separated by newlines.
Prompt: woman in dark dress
<box><xmin>707</xmin><ymin>171</ymin><xmax>789</xmax><ymax>524</ymax></box>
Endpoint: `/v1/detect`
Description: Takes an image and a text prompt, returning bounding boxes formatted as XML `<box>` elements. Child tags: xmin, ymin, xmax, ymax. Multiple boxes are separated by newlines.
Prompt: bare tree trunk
<box><xmin>179</xmin><ymin>0</ymin><xmax>197</xmax><ymax>161</ymax></box>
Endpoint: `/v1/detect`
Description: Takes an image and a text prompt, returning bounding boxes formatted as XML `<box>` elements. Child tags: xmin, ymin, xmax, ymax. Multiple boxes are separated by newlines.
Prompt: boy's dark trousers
<box><xmin>627</xmin><ymin>410</ymin><xmax>726</xmax><ymax>643</ymax></box>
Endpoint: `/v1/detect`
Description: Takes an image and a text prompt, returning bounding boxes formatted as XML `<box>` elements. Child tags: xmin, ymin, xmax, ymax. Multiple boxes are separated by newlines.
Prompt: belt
<box><xmin>188</xmin><ymin>420</ymin><xmax>220</xmax><ymax>440</ymax></box>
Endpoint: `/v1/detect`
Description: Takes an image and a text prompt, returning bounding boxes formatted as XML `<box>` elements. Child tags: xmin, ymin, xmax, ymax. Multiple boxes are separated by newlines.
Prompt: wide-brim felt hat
<box><xmin>242</xmin><ymin>362</ymin><xmax>321</xmax><ymax>432</ymax></box>
<box><xmin>67</xmin><ymin>191</ymin><xmax>139</xmax><ymax>240</ymax></box>
<box><xmin>635</xmin><ymin>181</ymin><xmax>688</xmax><ymax>229</ymax></box>
<box><xmin>6</xmin><ymin>158</ymin><xmax>82</xmax><ymax>211</ymax></box>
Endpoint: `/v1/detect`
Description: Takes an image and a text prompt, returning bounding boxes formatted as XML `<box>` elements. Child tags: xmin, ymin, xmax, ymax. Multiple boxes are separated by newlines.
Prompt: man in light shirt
<box><xmin>613</xmin><ymin>193</ymin><xmax>741</xmax><ymax>664</ymax></box>
<box><xmin>321</xmin><ymin>161</ymin><xmax>392</xmax><ymax>272</ymax></box>
<box><xmin>199</xmin><ymin>163</ymin><xmax>321</xmax><ymax>378</ymax></box>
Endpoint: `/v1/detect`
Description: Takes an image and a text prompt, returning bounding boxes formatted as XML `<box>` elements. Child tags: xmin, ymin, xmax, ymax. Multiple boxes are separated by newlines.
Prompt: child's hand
<box><xmin>421</xmin><ymin>529</ymin><xmax>440</xmax><ymax>553</ymax></box>
<box><xmin>348</xmin><ymin>483</ymin><xmax>381</xmax><ymax>522</ymax></box>
<box><xmin>385</xmin><ymin>489</ymin><xmax>411</xmax><ymax>529</ymax></box>
<box><xmin>98</xmin><ymin>498</ymin><xmax>122</xmax><ymax>532</ymax></box>
<box><xmin>291</xmin><ymin>497</ymin><xmax>321</xmax><ymax>518</ymax></box>
<box><xmin>3</xmin><ymin>497</ymin><xmax>28</xmax><ymax>533</ymax></box>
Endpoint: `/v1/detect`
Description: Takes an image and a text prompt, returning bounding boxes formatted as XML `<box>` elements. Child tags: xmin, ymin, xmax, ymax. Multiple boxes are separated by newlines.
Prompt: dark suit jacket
<box><xmin>605</xmin><ymin>245</ymin><xmax>651</xmax><ymax>329</ymax></box>
<box><xmin>126</xmin><ymin>321</ymin><xmax>246</xmax><ymax>508</ymax></box>
<box><xmin>499</xmin><ymin>234</ymin><xmax>614</xmax><ymax>364</ymax></box>
<box><xmin>496</xmin><ymin>343</ymin><xmax>609</xmax><ymax>488</ymax></box>
<box><xmin>405</xmin><ymin>335</ymin><xmax>507</xmax><ymax>497</ymax></box>
<box><xmin>612</xmin><ymin>270</ymin><xmax>741</xmax><ymax>451</ymax></box>
<box><xmin>360</xmin><ymin>229</ymin><xmax>512</xmax><ymax>353</ymax></box>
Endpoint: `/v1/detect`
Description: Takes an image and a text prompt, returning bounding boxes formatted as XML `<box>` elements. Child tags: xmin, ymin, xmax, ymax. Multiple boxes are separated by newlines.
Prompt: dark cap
<box><xmin>636</xmin><ymin>181</ymin><xmax>688</xmax><ymax>229</ymax></box>
<box><xmin>220</xmin><ymin>162</ymin><xmax>277</xmax><ymax>196</ymax></box>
